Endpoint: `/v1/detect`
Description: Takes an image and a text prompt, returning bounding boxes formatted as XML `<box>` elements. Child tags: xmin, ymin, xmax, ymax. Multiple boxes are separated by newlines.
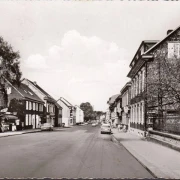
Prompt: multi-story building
<box><xmin>107</xmin><ymin>94</ymin><xmax>121</xmax><ymax>127</ymax></box>
<box><xmin>142</xmin><ymin>27</ymin><xmax>180</xmax><ymax>135</ymax></box>
<box><xmin>74</xmin><ymin>105</ymin><xmax>84</xmax><ymax>124</ymax></box>
<box><xmin>127</xmin><ymin>40</ymin><xmax>158</xmax><ymax>136</ymax></box>
<box><xmin>56</xmin><ymin>97</ymin><xmax>75</xmax><ymax>127</ymax></box>
<box><xmin>5</xmin><ymin>79</ymin><xmax>44</xmax><ymax>129</ymax></box>
<box><xmin>22</xmin><ymin>79</ymin><xmax>61</xmax><ymax>127</ymax></box>
<box><xmin>120</xmin><ymin>81</ymin><xmax>131</xmax><ymax>130</ymax></box>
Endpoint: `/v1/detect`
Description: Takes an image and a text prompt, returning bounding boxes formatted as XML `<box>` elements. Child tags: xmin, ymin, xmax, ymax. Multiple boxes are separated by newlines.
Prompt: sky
<box><xmin>0</xmin><ymin>1</ymin><xmax>180</xmax><ymax>111</ymax></box>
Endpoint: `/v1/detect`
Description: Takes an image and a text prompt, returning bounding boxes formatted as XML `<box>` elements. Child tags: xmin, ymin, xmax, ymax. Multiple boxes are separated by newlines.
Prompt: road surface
<box><xmin>0</xmin><ymin>124</ymin><xmax>154</xmax><ymax>178</ymax></box>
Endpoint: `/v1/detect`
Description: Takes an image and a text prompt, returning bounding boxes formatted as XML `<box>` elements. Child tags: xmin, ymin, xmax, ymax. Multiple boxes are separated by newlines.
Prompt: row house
<box><xmin>22</xmin><ymin>79</ymin><xmax>62</xmax><ymax>127</ymax></box>
<box><xmin>120</xmin><ymin>81</ymin><xmax>131</xmax><ymax>130</ymax></box>
<box><xmin>5</xmin><ymin>79</ymin><xmax>44</xmax><ymax>129</ymax></box>
<box><xmin>127</xmin><ymin>40</ymin><xmax>158</xmax><ymax>136</ymax></box>
<box><xmin>56</xmin><ymin>97</ymin><xmax>75</xmax><ymax>127</ymax></box>
<box><xmin>74</xmin><ymin>105</ymin><xmax>84</xmax><ymax>124</ymax></box>
<box><xmin>107</xmin><ymin>94</ymin><xmax>121</xmax><ymax>127</ymax></box>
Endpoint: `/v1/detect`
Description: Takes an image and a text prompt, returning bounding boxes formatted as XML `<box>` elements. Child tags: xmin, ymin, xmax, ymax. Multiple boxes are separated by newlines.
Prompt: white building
<box><xmin>56</xmin><ymin>97</ymin><xmax>74</xmax><ymax>127</ymax></box>
<box><xmin>74</xmin><ymin>105</ymin><xmax>84</xmax><ymax>124</ymax></box>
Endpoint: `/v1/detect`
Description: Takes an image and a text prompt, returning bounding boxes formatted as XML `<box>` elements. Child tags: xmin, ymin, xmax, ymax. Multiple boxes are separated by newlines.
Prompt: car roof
<box><xmin>102</xmin><ymin>124</ymin><xmax>111</xmax><ymax>127</ymax></box>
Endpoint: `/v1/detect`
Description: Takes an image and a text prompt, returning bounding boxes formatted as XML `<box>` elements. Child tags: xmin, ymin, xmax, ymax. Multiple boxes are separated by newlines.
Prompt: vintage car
<box><xmin>100</xmin><ymin>123</ymin><xmax>112</xmax><ymax>134</ymax></box>
<box><xmin>41</xmin><ymin>123</ymin><xmax>54</xmax><ymax>131</ymax></box>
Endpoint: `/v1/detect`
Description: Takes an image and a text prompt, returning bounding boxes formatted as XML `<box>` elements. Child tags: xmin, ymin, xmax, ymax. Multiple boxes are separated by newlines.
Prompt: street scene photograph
<box><xmin>0</xmin><ymin>0</ymin><xmax>180</xmax><ymax>179</ymax></box>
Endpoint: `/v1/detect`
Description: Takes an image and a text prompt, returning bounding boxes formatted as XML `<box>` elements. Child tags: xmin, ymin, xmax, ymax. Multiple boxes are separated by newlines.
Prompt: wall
<box><xmin>57</xmin><ymin>100</ymin><xmax>70</xmax><ymax>127</ymax></box>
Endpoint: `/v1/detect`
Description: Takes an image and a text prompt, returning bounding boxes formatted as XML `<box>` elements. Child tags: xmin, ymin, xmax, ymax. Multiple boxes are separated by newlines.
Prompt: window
<box><xmin>36</xmin><ymin>103</ymin><xmax>38</xmax><ymax>111</ymax></box>
<box><xmin>168</xmin><ymin>42</ymin><xmax>180</xmax><ymax>59</ymax></box>
<box><xmin>29</xmin><ymin>102</ymin><xmax>32</xmax><ymax>110</ymax></box>
<box><xmin>33</xmin><ymin>103</ymin><xmax>35</xmax><ymax>110</ymax></box>
<box><xmin>39</xmin><ymin>104</ymin><xmax>43</xmax><ymax>112</ymax></box>
<box><xmin>29</xmin><ymin>114</ymin><xmax>32</xmax><ymax>125</ymax></box>
<box><xmin>26</xmin><ymin>114</ymin><xmax>29</xmax><ymax>126</ymax></box>
<box><xmin>26</xmin><ymin>101</ymin><xmax>29</xmax><ymax>110</ymax></box>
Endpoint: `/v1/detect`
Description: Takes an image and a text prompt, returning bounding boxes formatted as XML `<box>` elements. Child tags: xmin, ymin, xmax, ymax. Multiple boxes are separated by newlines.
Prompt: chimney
<box><xmin>167</xmin><ymin>30</ymin><xmax>173</xmax><ymax>35</ymax></box>
<box><xmin>34</xmin><ymin>81</ymin><xmax>37</xmax><ymax>85</ymax></box>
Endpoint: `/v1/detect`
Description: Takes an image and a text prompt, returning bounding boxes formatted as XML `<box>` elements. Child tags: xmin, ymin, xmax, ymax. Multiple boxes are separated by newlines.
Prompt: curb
<box><xmin>111</xmin><ymin>134</ymin><xmax>157</xmax><ymax>178</ymax></box>
<box><xmin>148</xmin><ymin>136</ymin><xmax>180</xmax><ymax>153</ymax></box>
<box><xmin>0</xmin><ymin>130</ymin><xmax>41</xmax><ymax>138</ymax></box>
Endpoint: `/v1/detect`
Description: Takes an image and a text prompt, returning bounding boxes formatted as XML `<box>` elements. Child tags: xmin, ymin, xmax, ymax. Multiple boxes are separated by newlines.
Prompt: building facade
<box><xmin>127</xmin><ymin>40</ymin><xmax>158</xmax><ymax>136</ymax></box>
<box><xmin>56</xmin><ymin>97</ymin><xmax>75</xmax><ymax>127</ymax></box>
<box><xmin>22</xmin><ymin>79</ymin><xmax>60</xmax><ymax>127</ymax></box>
<box><xmin>74</xmin><ymin>105</ymin><xmax>84</xmax><ymax>124</ymax></box>
<box><xmin>5</xmin><ymin>80</ymin><xmax>44</xmax><ymax>129</ymax></box>
<box><xmin>120</xmin><ymin>82</ymin><xmax>131</xmax><ymax>130</ymax></box>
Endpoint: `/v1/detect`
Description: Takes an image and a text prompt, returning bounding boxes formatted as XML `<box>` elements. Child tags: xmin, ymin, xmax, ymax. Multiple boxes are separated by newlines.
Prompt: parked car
<box><xmin>101</xmin><ymin>124</ymin><xmax>111</xmax><ymax>134</ymax></box>
<box><xmin>92</xmin><ymin>123</ymin><xmax>97</xmax><ymax>127</ymax></box>
<box><xmin>41</xmin><ymin>123</ymin><xmax>54</xmax><ymax>131</ymax></box>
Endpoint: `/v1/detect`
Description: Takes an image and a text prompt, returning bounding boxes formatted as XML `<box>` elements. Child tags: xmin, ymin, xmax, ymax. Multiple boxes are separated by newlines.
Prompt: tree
<box><xmin>80</xmin><ymin>102</ymin><xmax>94</xmax><ymax>121</ymax></box>
<box><xmin>0</xmin><ymin>36</ymin><xmax>22</xmax><ymax>109</ymax></box>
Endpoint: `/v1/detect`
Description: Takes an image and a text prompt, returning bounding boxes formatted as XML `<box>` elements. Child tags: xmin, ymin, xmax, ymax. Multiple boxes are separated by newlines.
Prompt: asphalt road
<box><xmin>0</xmin><ymin>124</ymin><xmax>154</xmax><ymax>178</ymax></box>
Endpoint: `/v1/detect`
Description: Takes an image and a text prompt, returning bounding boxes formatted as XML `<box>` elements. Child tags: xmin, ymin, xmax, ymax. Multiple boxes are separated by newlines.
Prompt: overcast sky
<box><xmin>0</xmin><ymin>1</ymin><xmax>180</xmax><ymax>111</ymax></box>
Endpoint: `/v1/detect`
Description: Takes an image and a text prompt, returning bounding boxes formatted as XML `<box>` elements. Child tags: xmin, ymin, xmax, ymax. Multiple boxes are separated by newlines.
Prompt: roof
<box><xmin>107</xmin><ymin>94</ymin><xmax>120</xmax><ymax>105</ymax></box>
<box><xmin>144</xmin><ymin>26</ymin><xmax>180</xmax><ymax>55</ymax></box>
<box><xmin>120</xmin><ymin>81</ymin><xmax>131</xmax><ymax>94</ymax></box>
<box><xmin>15</xmin><ymin>83</ymin><xmax>44</xmax><ymax>103</ymax></box>
<box><xmin>25</xmin><ymin>79</ymin><xmax>56</xmax><ymax>103</ymax></box>
<box><xmin>54</xmin><ymin>102</ymin><xmax>62</xmax><ymax>109</ymax></box>
<box><xmin>129</xmin><ymin>40</ymin><xmax>159</xmax><ymax>67</ymax></box>
<box><xmin>57</xmin><ymin>97</ymin><xmax>73</xmax><ymax>108</ymax></box>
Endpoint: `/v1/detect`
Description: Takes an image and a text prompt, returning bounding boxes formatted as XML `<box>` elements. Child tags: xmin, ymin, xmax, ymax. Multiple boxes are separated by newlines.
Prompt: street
<box><xmin>0</xmin><ymin>125</ymin><xmax>153</xmax><ymax>178</ymax></box>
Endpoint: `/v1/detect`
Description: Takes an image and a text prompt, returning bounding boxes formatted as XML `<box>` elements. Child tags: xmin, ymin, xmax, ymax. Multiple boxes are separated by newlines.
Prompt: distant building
<box><xmin>107</xmin><ymin>94</ymin><xmax>121</xmax><ymax>127</ymax></box>
<box><xmin>56</xmin><ymin>97</ymin><xmax>75</xmax><ymax>127</ymax></box>
<box><xmin>120</xmin><ymin>82</ymin><xmax>131</xmax><ymax>130</ymax></box>
<box><xmin>74</xmin><ymin>105</ymin><xmax>84</xmax><ymax>124</ymax></box>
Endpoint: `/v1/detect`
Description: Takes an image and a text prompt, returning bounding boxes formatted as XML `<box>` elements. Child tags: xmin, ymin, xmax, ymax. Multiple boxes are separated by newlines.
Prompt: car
<box><xmin>101</xmin><ymin>124</ymin><xmax>111</xmax><ymax>134</ymax></box>
<box><xmin>92</xmin><ymin>123</ymin><xmax>96</xmax><ymax>127</ymax></box>
<box><xmin>41</xmin><ymin>123</ymin><xmax>54</xmax><ymax>131</ymax></box>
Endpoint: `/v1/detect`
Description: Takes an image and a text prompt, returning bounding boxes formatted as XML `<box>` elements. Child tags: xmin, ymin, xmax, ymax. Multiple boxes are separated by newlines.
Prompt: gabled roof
<box><xmin>57</xmin><ymin>97</ymin><xmax>73</xmax><ymax>109</ymax></box>
<box><xmin>25</xmin><ymin>79</ymin><xmax>56</xmax><ymax>103</ymax></box>
<box><xmin>144</xmin><ymin>26</ymin><xmax>180</xmax><ymax>55</ymax></box>
<box><xmin>129</xmin><ymin>40</ymin><xmax>158</xmax><ymax>67</ymax></box>
<box><xmin>5</xmin><ymin>79</ymin><xmax>44</xmax><ymax>103</ymax></box>
<box><xmin>54</xmin><ymin>102</ymin><xmax>62</xmax><ymax>109</ymax></box>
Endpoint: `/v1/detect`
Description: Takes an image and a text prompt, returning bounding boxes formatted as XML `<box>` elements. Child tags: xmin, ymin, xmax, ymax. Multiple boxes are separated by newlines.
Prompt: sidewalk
<box><xmin>0</xmin><ymin>127</ymin><xmax>66</xmax><ymax>138</ymax></box>
<box><xmin>111</xmin><ymin>128</ymin><xmax>180</xmax><ymax>179</ymax></box>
